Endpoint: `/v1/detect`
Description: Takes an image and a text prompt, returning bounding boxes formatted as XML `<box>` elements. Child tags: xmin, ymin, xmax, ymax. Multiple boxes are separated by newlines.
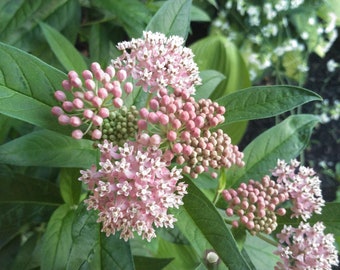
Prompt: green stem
<box><xmin>256</xmin><ymin>232</ymin><xmax>278</xmax><ymax>247</ymax></box>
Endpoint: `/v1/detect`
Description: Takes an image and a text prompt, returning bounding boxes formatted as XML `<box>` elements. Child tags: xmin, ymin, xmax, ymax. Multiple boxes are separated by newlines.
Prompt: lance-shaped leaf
<box><xmin>174</xmin><ymin>177</ymin><xmax>254</xmax><ymax>270</ymax></box>
<box><xmin>195</xmin><ymin>70</ymin><xmax>225</xmax><ymax>100</ymax></box>
<box><xmin>0</xmin><ymin>129</ymin><xmax>97</xmax><ymax>168</ymax></box>
<box><xmin>41</xmin><ymin>204</ymin><xmax>75</xmax><ymax>270</ymax></box>
<box><xmin>226</xmin><ymin>114</ymin><xmax>319</xmax><ymax>187</ymax></box>
<box><xmin>217</xmin><ymin>85</ymin><xmax>322</xmax><ymax>125</ymax></box>
<box><xmin>0</xmin><ymin>42</ymin><xmax>69</xmax><ymax>133</ymax></box>
<box><xmin>66</xmin><ymin>203</ymin><xmax>135</xmax><ymax>270</ymax></box>
<box><xmin>40</xmin><ymin>22</ymin><xmax>88</xmax><ymax>73</ymax></box>
<box><xmin>146</xmin><ymin>0</ymin><xmax>192</xmax><ymax>39</ymax></box>
<box><xmin>59</xmin><ymin>168</ymin><xmax>82</xmax><ymax>206</ymax></box>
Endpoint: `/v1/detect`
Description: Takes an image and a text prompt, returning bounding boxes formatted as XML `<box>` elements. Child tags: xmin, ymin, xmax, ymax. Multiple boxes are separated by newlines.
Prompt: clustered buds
<box><xmin>275</xmin><ymin>222</ymin><xmax>339</xmax><ymax>270</ymax></box>
<box><xmin>51</xmin><ymin>62</ymin><xmax>135</xmax><ymax>140</ymax></box>
<box><xmin>79</xmin><ymin>140</ymin><xmax>187</xmax><ymax>242</ymax></box>
<box><xmin>222</xmin><ymin>176</ymin><xmax>288</xmax><ymax>235</ymax></box>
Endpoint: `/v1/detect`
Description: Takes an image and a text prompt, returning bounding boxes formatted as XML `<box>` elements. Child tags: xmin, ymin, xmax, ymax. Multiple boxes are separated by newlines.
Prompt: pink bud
<box><xmin>183</xmin><ymin>145</ymin><xmax>193</xmax><ymax>156</ymax></box>
<box><xmin>117</xmin><ymin>70</ymin><xmax>127</xmax><ymax>81</ymax></box>
<box><xmin>71</xmin><ymin>77</ymin><xmax>82</xmax><ymax>88</ymax></box>
<box><xmin>73</xmin><ymin>98</ymin><xmax>84</xmax><ymax>109</ymax></box>
<box><xmin>161</xmin><ymin>95</ymin><xmax>170</xmax><ymax>106</ymax></box>
<box><xmin>222</xmin><ymin>191</ymin><xmax>232</xmax><ymax>201</ymax></box>
<box><xmin>150</xmin><ymin>134</ymin><xmax>161</xmax><ymax>146</ymax></box>
<box><xmin>91</xmin><ymin>62</ymin><xmax>101</xmax><ymax>72</ymax></box>
<box><xmin>167</xmin><ymin>104</ymin><xmax>177</xmax><ymax>114</ymax></box>
<box><xmin>58</xmin><ymin>114</ymin><xmax>69</xmax><ymax>125</ymax></box>
<box><xmin>149</xmin><ymin>99</ymin><xmax>159</xmax><ymax>110</ymax></box>
<box><xmin>102</xmin><ymin>73</ymin><xmax>111</xmax><ymax>83</ymax></box>
<box><xmin>277</xmin><ymin>208</ymin><xmax>286</xmax><ymax>216</ymax></box>
<box><xmin>105</xmin><ymin>66</ymin><xmax>115</xmax><ymax>77</ymax></box>
<box><xmin>51</xmin><ymin>106</ymin><xmax>63</xmax><ymax>116</ymax></box>
<box><xmin>176</xmin><ymin>156</ymin><xmax>185</xmax><ymax>165</ymax></box>
<box><xmin>163</xmin><ymin>150</ymin><xmax>174</xmax><ymax>162</ymax></box>
<box><xmin>112</xmin><ymin>85</ymin><xmax>122</xmax><ymax>98</ymax></box>
<box><xmin>85</xmin><ymin>79</ymin><xmax>96</xmax><ymax>90</ymax></box>
<box><xmin>91</xmin><ymin>96</ymin><xmax>103</xmax><ymax>108</ymax></box>
<box><xmin>181</xmin><ymin>131</ymin><xmax>191</xmax><ymax>142</ymax></box>
<box><xmin>167</xmin><ymin>131</ymin><xmax>177</xmax><ymax>141</ymax></box>
<box><xmin>211</xmin><ymin>172</ymin><xmax>218</xmax><ymax>179</ymax></box>
<box><xmin>54</xmin><ymin>90</ymin><xmax>66</xmax><ymax>102</ymax></box>
<box><xmin>82</xmin><ymin>70</ymin><xmax>93</xmax><ymax>80</ymax></box>
<box><xmin>172</xmin><ymin>143</ymin><xmax>182</xmax><ymax>153</ymax></box>
<box><xmin>159</xmin><ymin>114</ymin><xmax>169</xmax><ymax>125</ymax></box>
<box><xmin>91</xmin><ymin>129</ymin><xmax>102</xmax><ymax>140</ymax></box>
<box><xmin>98</xmin><ymin>88</ymin><xmax>108</xmax><ymax>99</ymax></box>
<box><xmin>84</xmin><ymin>91</ymin><xmax>94</xmax><ymax>101</ymax></box>
<box><xmin>99</xmin><ymin>107</ymin><xmax>110</xmax><ymax>118</ymax></box>
<box><xmin>231</xmin><ymin>220</ymin><xmax>239</xmax><ymax>228</ymax></box>
<box><xmin>62</xmin><ymin>80</ymin><xmax>71</xmax><ymax>91</ymax></box>
<box><xmin>148</xmin><ymin>112</ymin><xmax>159</xmax><ymax>124</ymax></box>
<box><xmin>226</xmin><ymin>208</ymin><xmax>233</xmax><ymax>216</ymax></box>
<box><xmin>70</xmin><ymin>116</ymin><xmax>82</xmax><ymax>127</ymax></box>
<box><xmin>137</xmin><ymin>119</ymin><xmax>147</xmax><ymax>130</ymax></box>
<box><xmin>209</xmin><ymin>117</ymin><xmax>219</xmax><ymax>127</ymax></box>
<box><xmin>62</xmin><ymin>101</ymin><xmax>74</xmax><ymax>112</ymax></box>
<box><xmin>194</xmin><ymin>116</ymin><xmax>205</xmax><ymax>128</ymax></box>
<box><xmin>68</xmin><ymin>71</ymin><xmax>78</xmax><ymax>80</ymax></box>
<box><xmin>113</xmin><ymin>97</ymin><xmax>123</xmax><ymax>108</ymax></box>
<box><xmin>94</xmin><ymin>69</ymin><xmax>104</xmax><ymax>81</ymax></box>
<box><xmin>138</xmin><ymin>133</ymin><xmax>150</xmax><ymax>145</ymax></box>
<box><xmin>179</xmin><ymin>111</ymin><xmax>189</xmax><ymax>121</ymax></box>
<box><xmin>192</xmin><ymin>127</ymin><xmax>201</xmax><ymax>137</ymax></box>
<box><xmin>105</xmin><ymin>82</ymin><xmax>113</xmax><ymax>92</ymax></box>
<box><xmin>72</xmin><ymin>129</ymin><xmax>83</xmax><ymax>139</ymax></box>
<box><xmin>139</xmin><ymin>108</ymin><xmax>149</xmax><ymax>119</ymax></box>
<box><xmin>171</xmin><ymin>119</ymin><xmax>181</xmax><ymax>129</ymax></box>
<box><xmin>123</xmin><ymin>82</ymin><xmax>133</xmax><ymax>94</ymax></box>
<box><xmin>92</xmin><ymin>115</ymin><xmax>103</xmax><ymax>126</ymax></box>
<box><xmin>83</xmin><ymin>109</ymin><xmax>94</xmax><ymax>119</ymax></box>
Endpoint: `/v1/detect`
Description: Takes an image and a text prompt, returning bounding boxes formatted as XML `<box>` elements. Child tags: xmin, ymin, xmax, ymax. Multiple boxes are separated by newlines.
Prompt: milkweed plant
<box><xmin>0</xmin><ymin>0</ymin><xmax>339</xmax><ymax>269</ymax></box>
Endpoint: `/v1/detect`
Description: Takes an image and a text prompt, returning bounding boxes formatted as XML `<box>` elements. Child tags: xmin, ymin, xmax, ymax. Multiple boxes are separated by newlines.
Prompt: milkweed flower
<box><xmin>112</xmin><ymin>31</ymin><xmax>202</xmax><ymax>99</ymax></box>
<box><xmin>272</xmin><ymin>159</ymin><xmax>325</xmax><ymax>221</ymax></box>
<box><xmin>51</xmin><ymin>62</ymin><xmax>137</xmax><ymax>141</ymax></box>
<box><xmin>79</xmin><ymin>140</ymin><xmax>187</xmax><ymax>242</ymax></box>
<box><xmin>275</xmin><ymin>222</ymin><xmax>339</xmax><ymax>270</ymax></box>
<box><xmin>222</xmin><ymin>176</ymin><xmax>288</xmax><ymax>235</ymax></box>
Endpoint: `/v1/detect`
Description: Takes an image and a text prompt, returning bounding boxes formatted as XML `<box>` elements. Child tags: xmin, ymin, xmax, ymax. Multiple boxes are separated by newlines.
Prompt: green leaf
<box><xmin>41</xmin><ymin>204</ymin><xmax>75</xmax><ymax>270</ymax></box>
<box><xmin>66</xmin><ymin>203</ymin><xmax>135</xmax><ymax>270</ymax></box>
<box><xmin>191</xmin><ymin>5</ymin><xmax>210</xmax><ymax>22</ymax></box>
<box><xmin>226</xmin><ymin>114</ymin><xmax>319</xmax><ymax>187</ymax></box>
<box><xmin>90</xmin><ymin>0</ymin><xmax>151</xmax><ymax>38</ymax></box>
<box><xmin>89</xmin><ymin>23</ymin><xmax>112</xmax><ymax>67</ymax></box>
<box><xmin>243</xmin><ymin>234</ymin><xmax>279</xmax><ymax>269</ymax></box>
<box><xmin>134</xmin><ymin>256</ymin><xmax>172</xmax><ymax>270</ymax></box>
<box><xmin>40</xmin><ymin>22</ymin><xmax>87</xmax><ymax>73</ymax></box>
<box><xmin>174</xmin><ymin>176</ymin><xmax>254</xmax><ymax>270</ymax></box>
<box><xmin>217</xmin><ymin>86</ymin><xmax>322</xmax><ymax>125</ymax></box>
<box><xmin>0</xmin><ymin>42</ymin><xmax>70</xmax><ymax>133</ymax></box>
<box><xmin>0</xmin><ymin>0</ymin><xmax>81</xmax><ymax>65</ymax></box>
<box><xmin>146</xmin><ymin>0</ymin><xmax>192</xmax><ymax>39</ymax></box>
<box><xmin>59</xmin><ymin>168</ymin><xmax>82</xmax><ymax>206</ymax></box>
<box><xmin>195</xmin><ymin>70</ymin><xmax>225</xmax><ymax>100</ymax></box>
<box><xmin>0</xmin><ymin>129</ymin><xmax>97</xmax><ymax>168</ymax></box>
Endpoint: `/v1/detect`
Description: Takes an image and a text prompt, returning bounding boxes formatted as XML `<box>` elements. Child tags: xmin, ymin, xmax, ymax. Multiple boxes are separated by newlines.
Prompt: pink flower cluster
<box><xmin>222</xmin><ymin>176</ymin><xmax>288</xmax><ymax>235</ymax></box>
<box><xmin>275</xmin><ymin>222</ymin><xmax>339</xmax><ymax>270</ymax></box>
<box><xmin>52</xmin><ymin>31</ymin><xmax>246</xmax><ymax>241</ymax></box>
<box><xmin>51</xmin><ymin>62</ymin><xmax>134</xmax><ymax>140</ymax></box>
<box><xmin>112</xmin><ymin>31</ymin><xmax>201</xmax><ymax>99</ymax></box>
<box><xmin>272</xmin><ymin>159</ymin><xmax>325</xmax><ymax>221</ymax></box>
<box><xmin>79</xmin><ymin>140</ymin><xmax>187</xmax><ymax>242</ymax></box>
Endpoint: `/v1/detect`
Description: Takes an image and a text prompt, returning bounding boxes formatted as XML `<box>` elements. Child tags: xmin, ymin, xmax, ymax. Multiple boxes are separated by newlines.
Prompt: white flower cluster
<box><xmin>212</xmin><ymin>0</ymin><xmax>339</xmax><ymax>82</ymax></box>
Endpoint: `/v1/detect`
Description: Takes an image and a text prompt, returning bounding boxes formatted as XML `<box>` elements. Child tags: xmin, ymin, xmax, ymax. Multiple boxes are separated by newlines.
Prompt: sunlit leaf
<box><xmin>0</xmin><ymin>129</ymin><xmax>97</xmax><ymax>168</ymax></box>
<box><xmin>146</xmin><ymin>0</ymin><xmax>192</xmax><ymax>39</ymax></box>
<box><xmin>40</xmin><ymin>22</ymin><xmax>88</xmax><ymax>73</ymax></box>
<box><xmin>66</xmin><ymin>203</ymin><xmax>135</xmax><ymax>270</ymax></box>
<box><xmin>217</xmin><ymin>86</ymin><xmax>322</xmax><ymax>124</ymax></box>
<box><xmin>0</xmin><ymin>42</ymin><xmax>69</xmax><ymax>133</ymax></box>
<box><xmin>225</xmin><ymin>114</ymin><xmax>319</xmax><ymax>187</ymax></box>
